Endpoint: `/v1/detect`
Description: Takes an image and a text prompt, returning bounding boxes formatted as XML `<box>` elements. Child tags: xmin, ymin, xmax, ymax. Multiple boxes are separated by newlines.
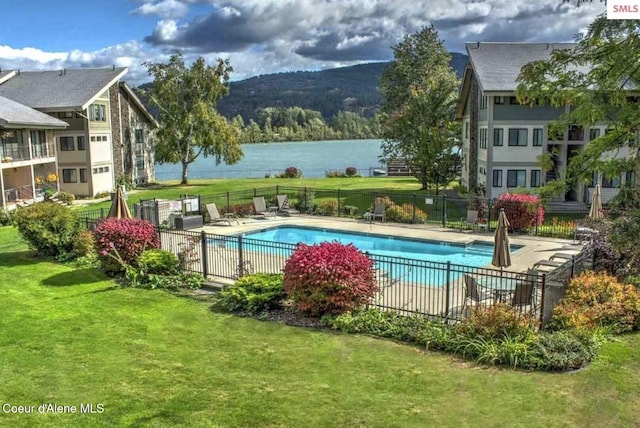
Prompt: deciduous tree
<box><xmin>144</xmin><ymin>54</ymin><xmax>242</xmax><ymax>184</ymax></box>
<box><xmin>378</xmin><ymin>26</ymin><xmax>460</xmax><ymax>192</ymax></box>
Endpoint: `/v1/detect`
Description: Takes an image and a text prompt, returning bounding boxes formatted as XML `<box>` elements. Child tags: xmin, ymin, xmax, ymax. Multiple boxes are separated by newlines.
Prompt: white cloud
<box><xmin>0</xmin><ymin>45</ymin><xmax>67</xmax><ymax>63</ymax></box>
<box><xmin>131</xmin><ymin>0</ymin><xmax>190</xmax><ymax>19</ymax></box>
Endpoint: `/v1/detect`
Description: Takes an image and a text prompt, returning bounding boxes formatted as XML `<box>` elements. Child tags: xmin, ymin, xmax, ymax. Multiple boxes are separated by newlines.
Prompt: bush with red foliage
<box><xmin>94</xmin><ymin>218</ymin><xmax>160</xmax><ymax>276</ymax></box>
<box><xmin>283</xmin><ymin>241</ymin><xmax>378</xmax><ymax>315</ymax></box>
<box><xmin>493</xmin><ymin>193</ymin><xmax>544</xmax><ymax>232</ymax></box>
<box><xmin>219</xmin><ymin>202</ymin><xmax>254</xmax><ymax>217</ymax></box>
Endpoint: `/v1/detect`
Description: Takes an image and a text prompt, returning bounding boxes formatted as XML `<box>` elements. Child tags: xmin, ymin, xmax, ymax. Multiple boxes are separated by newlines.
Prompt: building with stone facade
<box><xmin>0</xmin><ymin>67</ymin><xmax>157</xmax><ymax>198</ymax></box>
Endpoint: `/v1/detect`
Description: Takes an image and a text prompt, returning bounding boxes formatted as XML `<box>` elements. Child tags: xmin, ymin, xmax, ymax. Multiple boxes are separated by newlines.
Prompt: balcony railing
<box><xmin>4</xmin><ymin>185</ymin><xmax>34</xmax><ymax>203</ymax></box>
<box><xmin>31</xmin><ymin>142</ymin><xmax>55</xmax><ymax>159</ymax></box>
<box><xmin>1</xmin><ymin>144</ymin><xmax>30</xmax><ymax>162</ymax></box>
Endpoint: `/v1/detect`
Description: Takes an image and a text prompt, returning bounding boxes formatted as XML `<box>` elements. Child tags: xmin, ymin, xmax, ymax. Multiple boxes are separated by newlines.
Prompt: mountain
<box><xmin>217</xmin><ymin>52</ymin><xmax>468</xmax><ymax>123</ymax></box>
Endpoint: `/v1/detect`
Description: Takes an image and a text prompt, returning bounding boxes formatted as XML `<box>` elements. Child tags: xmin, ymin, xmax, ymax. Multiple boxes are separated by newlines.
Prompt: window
<box><xmin>136</xmin><ymin>155</ymin><xmax>144</xmax><ymax>170</ymax></box>
<box><xmin>493</xmin><ymin>128</ymin><xmax>503</xmax><ymax>146</ymax></box>
<box><xmin>533</xmin><ymin>128</ymin><xmax>543</xmax><ymax>146</ymax></box>
<box><xmin>464</xmin><ymin>121</ymin><xmax>469</xmax><ymax>139</ymax></box>
<box><xmin>493</xmin><ymin>169</ymin><xmax>503</xmax><ymax>187</ymax></box>
<box><xmin>135</xmin><ymin>129</ymin><xmax>144</xmax><ymax>145</ymax></box>
<box><xmin>602</xmin><ymin>174</ymin><xmax>621</xmax><ymax>188</ymax></box>
<box><xmin>58</xmin><ymin>112</ymin><xmax>73</xmax><ymax>119</ymax></box>
<box><xmin>508</xmin><ymin>96</ymin><xmax>519</xmax><ymax>105</ymax></box>
<box><xmin>531</xmin><ymin>170</ymin><xmax>541</xmax><ymax>187</ymax></box>
<box><xmin>92</xmin><ymin>168</ymin><xmax>98</xmax><ymax>174</ymax></box>
<box><xmin>508</xmin><ymin>128</ymin><xmax>528</xmax><ymax>146</ymax></box>
<box><xmin>89</xmin><ymin>104</ymin><xmax>106</xmax><ymax>121</ymax></box>
<box><xmin>568</xmin><ymin>125</ymin><xmax>584</xmax><ymax>141</ymax></box>
<box><xmin>79</xmin><ymin>168</ymin><xmax>88</xmax><ymax>183</ymax></box>
<box><xmin>507</xmin><ymin>170</ymin><xmax>526</xmax><ymax>187</ymax></box>
<box><xmin>479</xmin><ymin>128</ymin><xmax>487</xmax><ymax>149</ymax></box>
<box><xmin>90</xmin><ymin>136</ymin><xmax>96</xmax><ymax>142</ymax></box>
<box><xmin>494</xmin><ymin>96</ymin><xmax>505</xmax><ymax>105</ymax></box>
<box><xmin>480</xmin><ymin>95</ymin><xmax>487</xmax><ymax>110</ymax></box>
<box><xmin>626</xmin><ymin>171</ymin><xmax>636</xmax><ymax>187</ymax></box>
<box><xmin>60</xmin><ymin>136</ymin><xmax>74</xmax><ymax>151</ymax></box>
<box><xmin>62</xmin><ymin>169</ymin><xmax>77</xmax><ymax>183</ymax></box>
<box><xmin>589</xmin><ymin>128</ymin><xmax>601</xmax><ymax>141</ymax></box>
<box><xmin>30</xmin><ymin>130</ymin><xmax>45</xmax><ymax>145</ymax></box>
<box><xmin>77</xmin><ymin>136</ymin><xmax>86</xmax><ymax>150</ymax></box>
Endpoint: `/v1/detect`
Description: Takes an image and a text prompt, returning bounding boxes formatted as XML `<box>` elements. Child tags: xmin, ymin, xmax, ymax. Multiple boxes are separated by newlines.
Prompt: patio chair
<box><xmin>460</xmin><ymin>209</ymin><xmax>488</xmax><ymax>231</ymax></box>
<box><xmin>205</xmin><ymin>203</ymin><xmax>238</xmax><ymax>226</ymax></box>
<box><xmin>364</xmin><ymin>199</ymin><xmax>386</xmax><ymax>222</ymax></box>
<box><xmin>253</xmin><ymin>196</ymin><xmax>274</xmax><ymax>217</ymax></box>
<box><xmin>463</xmin><ymin>274</ymin><xmax>492</xmax><ymax>307</ymax></box>
<box><xmin>510</xmin><ymin>281</ymin><xmax>535</xmax><ymax>311</ymax></box>
<box><xmin>549</xmin><ymin>252</ymin><xmax>578</xmax><ymax>262</ymax></box>
<box><xmin>532</xmin><ymin>259</ymin><xmax>565</xmax><ymax>271</ymax></box>
<box><xmin>276</xmin><ymin>194</ymin><xmax>300</xmax><ymax>215</ymax></box>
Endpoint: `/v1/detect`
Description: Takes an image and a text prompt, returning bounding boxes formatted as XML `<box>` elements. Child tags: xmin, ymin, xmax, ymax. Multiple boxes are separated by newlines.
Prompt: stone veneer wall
<box><xmin>109</xmin><ymin>84</ymin><xmax>124</xmax><ymax>181</ymax></box>
<box><xmin>468</xmin><ymin>73</ymin><xmax>479</xmax><ymax>193</ymax></box>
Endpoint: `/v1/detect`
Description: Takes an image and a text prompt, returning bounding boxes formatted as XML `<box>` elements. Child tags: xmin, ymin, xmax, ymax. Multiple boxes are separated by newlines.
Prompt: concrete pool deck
<box><xmin>195</xmin><ymin>215</ymin><xmax>584</xmax><ymax>275</ymax></box>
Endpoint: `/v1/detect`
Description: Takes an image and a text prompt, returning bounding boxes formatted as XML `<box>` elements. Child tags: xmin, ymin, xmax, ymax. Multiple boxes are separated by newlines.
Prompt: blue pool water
<box><xmin>241</xmin><ymin>226</ymin><xmax>500</xmax><ymax>268</ymax></box>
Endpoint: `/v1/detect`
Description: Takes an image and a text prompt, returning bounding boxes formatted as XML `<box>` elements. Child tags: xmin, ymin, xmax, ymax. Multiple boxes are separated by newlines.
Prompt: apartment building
<box><xmin>0</xmin><ymin>92</ymin><xmax>68</xmax><ymax>209</ymax></box>
<box><xmin>456</xmin><ymin>42</ymin><xmax>632</xmax><ymax>203</ymax></box>
<box><xmin>0</xmin><ymin>67</ymin><xmax>157</xmax><ymax>197</ymax></box>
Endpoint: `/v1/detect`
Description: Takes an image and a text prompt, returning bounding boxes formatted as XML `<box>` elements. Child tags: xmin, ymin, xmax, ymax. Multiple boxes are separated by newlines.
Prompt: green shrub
<box><xmin>0</xmin><ymin>208</ymin><xmax>13</xmax><ymax>226</ymax></box>
<box><xmin>294</xmin><ymin>189</ymin><xmax>314</xmax><ymax>213</ymax></box>
<box><xmin>218</xmin><ymin>273</ymin><xmax>285</xmax><ymax>314</ymax></box>
<box><xmin>325</xmin><ymin>170</ymin><xmax>346</xmax><ymax>178</ymax></box>
<box><xmin>72</xmin><ymin>230</ymin><xmax>96</xmax><ymax>259</ymax></box>
<box><xmin>342</xmin><ymin>205</ymin><xmax>358</xmax><ymax>216</ymax></box>
<box><xmin>138</xmin><ymin>249</ymin><xmax>179</xmax><ymax>275</ymax></box>
<box><xmin>57</xmin><ymin>191</ymin><xmax>75</xmax><ymax>204</ymax></box>
<box><xmin>12</xmin><ymin>202</ymin><xmax>81</xmax><ymax>261</ymax></box>
<box><xmin>317</xmin><ymin>199</ymin><xmax>338</xmax><ymax>216</ymax></box>
<box><xmin>530</xmin><ymin>331</ymin><xmax>599</xmax><ymax>371</ymax></box>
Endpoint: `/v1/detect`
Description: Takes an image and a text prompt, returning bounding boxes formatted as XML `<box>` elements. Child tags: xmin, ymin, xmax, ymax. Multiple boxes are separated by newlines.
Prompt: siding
<box><xmin>494</xmin><ymin>104</ymin><xmax>564</xmax><ymax>121</ymax></box>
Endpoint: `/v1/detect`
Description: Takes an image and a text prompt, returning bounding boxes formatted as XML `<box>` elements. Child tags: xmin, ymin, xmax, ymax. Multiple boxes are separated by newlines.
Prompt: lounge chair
<box><xmin>460</xmin><ymin>209</ymin><xmax>488</xmax><ymax>231</ymax></box>
<box><xmin>463</xmin><ymin>274</ymin><xmax>492</xmax><ymax>307</ymax></box>
<box><xmin>364</xmin><ymin>200</ymin><xmax>386</xmax><ymax>222</ymax></box>
<box><xmin>253</xmin><ymin>196</ymin><xmax>275</xmax><ymax>217</ymax></box>
<box><xmin>549</xmin><ymin>252</ymin><xmax>578</xmax><ymax>262</ymax></box>
<box><xmin>574</xmin><ymin>221</ymin><xmax>598</xmax><ymax>243</ymax></box>
<box><xmin>276</xmin><ymin>194</ymin><xmax>300</xmax><ymax>215</ymax></box>
<box><xmin>532</xmin><ymin>259</ymin><xmax>565</xmax><ymax>270</ymax></box>
<box><xmin>206</xmin><ymin>203</ymin><xmax>238</xmax><ymax>225</ymax></box>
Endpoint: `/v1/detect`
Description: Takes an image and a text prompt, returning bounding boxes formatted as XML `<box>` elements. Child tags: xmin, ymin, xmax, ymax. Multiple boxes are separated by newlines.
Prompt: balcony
<box><xmin>1</xmin><ymin>144</ymin><xmax>30</xmax><ymax>162</ymax></box>
<box><xmin>31</xmin><ymin>142</ymin><xmax>55</xmax><ymax>160</ymax></box>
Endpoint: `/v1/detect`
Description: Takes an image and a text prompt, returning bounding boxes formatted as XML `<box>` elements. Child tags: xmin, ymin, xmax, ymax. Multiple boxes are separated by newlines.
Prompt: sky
<box><xmin>0</xmin><ymin>0</ymin><xmax>606</xmax><ymax>86</ymax></box>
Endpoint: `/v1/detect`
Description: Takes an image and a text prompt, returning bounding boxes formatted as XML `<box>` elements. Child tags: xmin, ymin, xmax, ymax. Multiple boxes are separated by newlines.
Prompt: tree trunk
<box><xmin>181</xmin><ymin>162</ymin><xmax>189</xmax><ymax>185</ymax></box>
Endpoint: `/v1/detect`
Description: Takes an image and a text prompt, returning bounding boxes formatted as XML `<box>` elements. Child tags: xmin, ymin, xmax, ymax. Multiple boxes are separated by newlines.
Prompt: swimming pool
<box><xmin>240</xmin><ymin>226</ymin><xmax>505</xmax><ymax>268</ymax></box>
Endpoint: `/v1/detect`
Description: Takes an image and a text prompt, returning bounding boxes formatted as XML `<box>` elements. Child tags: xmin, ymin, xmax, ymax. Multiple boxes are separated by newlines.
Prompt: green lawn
<box><xmin>2</xmin><ymin>226</ymin><xmax>639</xmax><ymax>427</ymax></box>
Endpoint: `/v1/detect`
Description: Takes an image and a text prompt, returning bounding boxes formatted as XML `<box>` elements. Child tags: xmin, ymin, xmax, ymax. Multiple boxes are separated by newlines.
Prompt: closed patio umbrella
<box><xmin>108</xmin><ymin>186</ymin><xmax>131</xmax><ymax>219</ymax></box>
<box><xmin>589</xmin><ymin>184</ymin><xmax>603</xmax><ymax>220</ymax></box>
<box><xmin>492</xmin><ymin>208</ymin><xmax>512</xmax><ymax>270</ymax></box>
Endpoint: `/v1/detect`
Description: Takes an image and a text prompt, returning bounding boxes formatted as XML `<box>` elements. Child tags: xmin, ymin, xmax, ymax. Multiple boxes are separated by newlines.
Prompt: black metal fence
<box><xmin>102</xmin><ymin>186</ymin><xmax>591</xmax><ymax>240</ymax></box>
<box><xmin>81</xmin><ymin>210</ymin><xmax>576</xmax><ymax>327</ymax></box>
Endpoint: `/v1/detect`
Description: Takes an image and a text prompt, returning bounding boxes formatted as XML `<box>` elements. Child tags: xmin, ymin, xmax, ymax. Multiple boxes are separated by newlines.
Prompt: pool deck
<box><xmin>195</xmin><ymin>215</ymin><xmax>584</xmax><ymax>275</ymax></box>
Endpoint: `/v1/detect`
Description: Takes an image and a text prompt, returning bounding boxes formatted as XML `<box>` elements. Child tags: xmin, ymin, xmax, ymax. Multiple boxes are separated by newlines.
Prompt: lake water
<box><xmin>154</xmin><ymin>139</ymin><xmax>384</xmax><ymax>180</ymax></box>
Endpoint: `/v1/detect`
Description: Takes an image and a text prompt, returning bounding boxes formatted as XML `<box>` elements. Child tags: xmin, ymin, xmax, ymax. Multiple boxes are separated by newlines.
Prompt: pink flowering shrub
<box><xmin>493</xmin><ymin>193</ymin><xmax>544</xmax><ymax>232</ymax></box>
<box><xmin>93</xmin><ymin>218</ymin><xmax>160</xmax><ymax>276</ymax></box>
<box><xmin>283</xmin><ymin>242</ymin><xmax>378</xmax><ymax>315</ymax></box>
<box><xmin>280</xmin><ymin>166</ymin><xmax>302</xmax><ymax>178</ymax></box>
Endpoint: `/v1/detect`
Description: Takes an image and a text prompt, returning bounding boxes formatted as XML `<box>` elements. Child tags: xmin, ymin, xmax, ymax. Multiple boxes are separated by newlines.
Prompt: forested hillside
<box><xmin>217</xmin><ymin>52</ymin><xmax>468</xmax><ymax>123</ymax></box>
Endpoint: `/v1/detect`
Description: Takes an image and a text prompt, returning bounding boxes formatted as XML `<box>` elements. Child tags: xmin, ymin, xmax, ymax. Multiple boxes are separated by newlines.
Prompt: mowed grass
<box><xmin>75</xmin><ymin>177</ymin><xmax>433</xmax><ymax>211</ymax></box>
<box><xmin>1</xmin><ymin>226</ymin><xmax>639</xmax><ymax>427</ymax></box>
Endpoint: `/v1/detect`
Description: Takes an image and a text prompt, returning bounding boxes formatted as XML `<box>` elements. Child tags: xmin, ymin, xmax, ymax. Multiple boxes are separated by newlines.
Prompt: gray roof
<box><xmin>0</xmin><ymin>96</ymin><xmax>68</xmax><ymax>128</ymax></box>
<box><xmin>0</xmin><ymin>67</ymin><xmax>127</xmax><ymax>109</ymax></box>
<box><xmin>465</xmin><ymin>42</ymin><xmax>577</xmax><ymax>92</ymax></box>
